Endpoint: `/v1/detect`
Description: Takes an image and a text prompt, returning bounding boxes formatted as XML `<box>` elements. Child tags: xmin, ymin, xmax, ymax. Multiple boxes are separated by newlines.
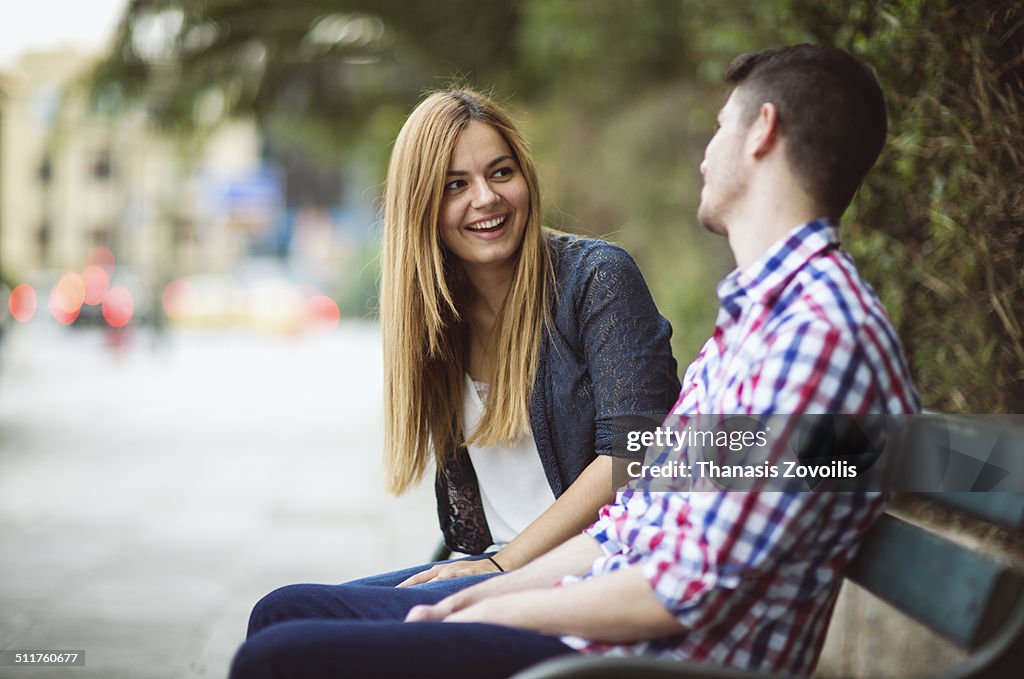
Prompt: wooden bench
<box><xmin>512</xmin><ymin>416</ymin><xmax>1024</xmax><ymax>679</ymax></box>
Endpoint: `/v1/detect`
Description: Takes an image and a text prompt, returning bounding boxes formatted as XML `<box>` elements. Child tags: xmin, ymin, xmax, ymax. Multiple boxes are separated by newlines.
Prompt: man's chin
<box><xmin>697</xmin><ymin>207</ymin><xmax>727</xmax><ymax>236</ymax></box>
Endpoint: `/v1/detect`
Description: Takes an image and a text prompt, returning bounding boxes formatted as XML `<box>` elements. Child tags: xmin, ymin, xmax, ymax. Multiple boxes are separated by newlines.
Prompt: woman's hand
<box><xmin>395</xmin><ymin>557</ymin><xmax>501</xmax><ymax>588</ymax></box>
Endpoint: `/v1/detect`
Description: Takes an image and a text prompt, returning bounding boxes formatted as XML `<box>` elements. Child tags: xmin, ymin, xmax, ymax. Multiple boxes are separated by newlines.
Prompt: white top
<box><xmin>463</xmin><ymin>374</ymin><xmax>556</xmax><ymax>548</ymax></box>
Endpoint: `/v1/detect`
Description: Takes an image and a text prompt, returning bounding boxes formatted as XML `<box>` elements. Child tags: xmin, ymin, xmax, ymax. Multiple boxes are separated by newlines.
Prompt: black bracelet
<box><xmin>486</xmin><ymin>555</ymin><xmax>505</xmax><ymax>572</ymax></box>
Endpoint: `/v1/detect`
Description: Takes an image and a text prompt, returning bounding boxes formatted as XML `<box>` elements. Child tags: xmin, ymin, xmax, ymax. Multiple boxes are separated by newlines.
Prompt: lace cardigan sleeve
<box><xmin>574</xmin><ymin>243</ymin><xmax>680</xmax><ymax>456</ymax></box>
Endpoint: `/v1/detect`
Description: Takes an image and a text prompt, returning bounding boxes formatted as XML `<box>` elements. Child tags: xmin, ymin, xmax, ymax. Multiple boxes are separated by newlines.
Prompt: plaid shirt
<box><xmin>560</xmin><ymin>219</ymin><xmax>920</xmax><ymax>675</ymax></box>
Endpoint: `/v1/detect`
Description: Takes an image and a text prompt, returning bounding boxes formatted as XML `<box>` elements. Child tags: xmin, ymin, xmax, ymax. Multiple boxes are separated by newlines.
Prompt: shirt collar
<box><xmin>716</xmin><ymin>218</ymin><xmax>840</xmax><ymax>312</ymax></box>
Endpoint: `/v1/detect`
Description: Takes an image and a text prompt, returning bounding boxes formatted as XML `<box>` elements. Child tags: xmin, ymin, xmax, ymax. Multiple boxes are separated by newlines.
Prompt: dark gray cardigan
<box><xmin>436</xmin><ymin>234</ymin><xmax>681</xmax><ymax>554</ymax></box>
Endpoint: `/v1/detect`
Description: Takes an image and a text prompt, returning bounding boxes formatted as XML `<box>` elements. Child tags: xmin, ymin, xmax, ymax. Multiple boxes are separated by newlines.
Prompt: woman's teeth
<box><xmin>467</xmin><ymin>216</ymin><xmax>506</xmax><ymax>232</ymax></box>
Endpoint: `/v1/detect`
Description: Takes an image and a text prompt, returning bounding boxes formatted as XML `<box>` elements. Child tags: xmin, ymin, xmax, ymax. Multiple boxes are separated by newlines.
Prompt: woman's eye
<box><xmin>444</xmin><ymin>179</ymin><xmax>466</xmax><ymax>192</ymax></box>
<box><xmin>492</xmin><ymin>167</ymin><xmax>514</xmax><ymax>179</ymax></box>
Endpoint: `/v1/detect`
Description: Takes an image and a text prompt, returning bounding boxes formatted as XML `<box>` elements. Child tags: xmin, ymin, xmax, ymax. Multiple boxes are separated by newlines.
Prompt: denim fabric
<box><xmin>335</xmin><ymin>554</ymin><xmax>498</xmax><ymax>591</ymax></box>
<box><xmin>233</xmin><ymin>573</ymin><xmax>574</xmax><ymax>679</ymax></box>
<box><xmin>437</xmin><ymin>233</ymin><xmax>681</xmax><ymax>554</ymax></box>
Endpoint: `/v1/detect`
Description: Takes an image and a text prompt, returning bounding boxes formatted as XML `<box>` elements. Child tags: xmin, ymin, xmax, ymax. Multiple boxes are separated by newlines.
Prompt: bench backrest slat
<box><xmin>919</xmin><ymin>492</ymin><xmax>1024</xmax><ymax>529</ymax></box>
<box><xmin>847</xmin><ymin>513</ymin><xmax>1023</xmax><ymax>651</ymax></box>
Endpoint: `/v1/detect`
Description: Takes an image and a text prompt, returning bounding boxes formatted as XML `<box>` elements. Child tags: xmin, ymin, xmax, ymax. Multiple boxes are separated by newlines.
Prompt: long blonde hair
<box><xmin>381</xmin><ymin>89</ymin><xmax>551</xmax><ymax>495</ymax></box>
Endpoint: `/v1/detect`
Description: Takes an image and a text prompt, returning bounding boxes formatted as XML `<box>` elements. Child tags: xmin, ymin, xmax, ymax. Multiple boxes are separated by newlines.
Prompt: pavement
<box><xmin>0</xmin><ymin>321</ymin><xmax>439</xmax><ymax>679</ymax></box>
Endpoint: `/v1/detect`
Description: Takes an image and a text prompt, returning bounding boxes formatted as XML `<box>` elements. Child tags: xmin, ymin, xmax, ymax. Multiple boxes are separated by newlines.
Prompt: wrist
<box><xmin>491</xmin><ymin>548</ymin><xmax>525</xmax><ymax>571</ymax></box>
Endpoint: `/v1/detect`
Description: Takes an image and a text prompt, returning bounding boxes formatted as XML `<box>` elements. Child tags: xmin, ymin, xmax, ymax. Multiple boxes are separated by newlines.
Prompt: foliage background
<box><xmin>94</xmin><ymin>0</ymin><xmax>1024</xmax><ymax>412</ymax></box>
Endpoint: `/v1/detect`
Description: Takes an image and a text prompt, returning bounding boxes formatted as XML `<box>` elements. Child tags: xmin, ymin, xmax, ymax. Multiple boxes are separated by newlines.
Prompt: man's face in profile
<box><xmin>697</xmin><ymin>89</ymin><xmax>751</xmax><ymax>236</ymax></box>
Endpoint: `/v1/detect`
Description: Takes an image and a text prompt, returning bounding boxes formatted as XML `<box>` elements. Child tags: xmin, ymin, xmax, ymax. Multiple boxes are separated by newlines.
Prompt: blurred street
<box><xmin>0</xmin><ymin>323</ymin><xmax>438</xmax><ymax>679</ymax></box>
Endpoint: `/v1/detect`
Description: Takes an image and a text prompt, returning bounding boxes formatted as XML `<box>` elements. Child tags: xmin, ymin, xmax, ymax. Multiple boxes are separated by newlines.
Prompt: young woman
<box><xmin>376</xmin><ymin>88</ymin><xmax>680</xmax><ymax>587</ymax></box>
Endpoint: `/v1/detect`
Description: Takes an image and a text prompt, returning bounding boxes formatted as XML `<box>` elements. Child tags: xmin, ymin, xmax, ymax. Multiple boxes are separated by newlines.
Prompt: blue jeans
<box><xmin>231</xmin><ymin>558</ymin><xmax>577</xmax><ymax>678</ymax></box>
<box><xmin>341</xmin><ymin>554</ymin><xmax>497</xmax><ymax>590</ymax></box>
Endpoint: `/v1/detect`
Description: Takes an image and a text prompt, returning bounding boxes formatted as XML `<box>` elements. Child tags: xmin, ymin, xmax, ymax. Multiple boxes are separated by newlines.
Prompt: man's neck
<box><xmin>726</xmin><ymin>178</ymin><xmax>827</xmax><ymax>271</ymax></box>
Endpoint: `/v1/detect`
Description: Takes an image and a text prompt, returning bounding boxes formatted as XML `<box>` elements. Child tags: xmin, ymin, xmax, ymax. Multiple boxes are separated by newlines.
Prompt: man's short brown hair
<box><xmin>725</xmin><ymin>44</ymin><xmax>887</xmax><ymax>217</ymax></box>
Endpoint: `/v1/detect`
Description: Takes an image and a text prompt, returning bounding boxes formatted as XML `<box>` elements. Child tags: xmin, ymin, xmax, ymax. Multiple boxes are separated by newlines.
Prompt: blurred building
<box><xmin>0</xmin><ymin>48</ymin><xmax>262</xmax><ymax>290</ymax></box>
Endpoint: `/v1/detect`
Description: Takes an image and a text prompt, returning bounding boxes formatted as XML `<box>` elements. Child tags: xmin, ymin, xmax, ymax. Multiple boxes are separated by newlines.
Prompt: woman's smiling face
<box><xmin>437</xmin><ymin>121</ymin><xmax>529</xmax><ymax>276</ymax></box>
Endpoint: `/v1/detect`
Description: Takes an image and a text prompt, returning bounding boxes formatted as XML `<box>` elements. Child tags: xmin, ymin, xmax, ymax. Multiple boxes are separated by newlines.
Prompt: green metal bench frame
<box><xmin>512</xmin><ymin>417</ymin><xmax>1024</xmax><ymax>679</ymax></box>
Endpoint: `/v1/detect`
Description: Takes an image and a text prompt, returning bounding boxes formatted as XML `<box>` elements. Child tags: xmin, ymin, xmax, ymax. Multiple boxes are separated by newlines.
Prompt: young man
<box><xmin>231</xmin><ymin>44</ymin><xmax>919</xmax><ymax>679</ymax></box>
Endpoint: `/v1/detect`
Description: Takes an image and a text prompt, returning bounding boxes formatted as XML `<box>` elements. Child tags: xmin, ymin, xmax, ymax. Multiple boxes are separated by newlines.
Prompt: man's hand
<box><xmin>409</xmin><ymin>565</ymin><xmax>687</xmax><ymax>642</ymax></box>
<box><xmin>403</xmin><ymin>572</ymin><xmax>515</xmax><ymax>622</ymax></box>
<box><xmin>396</xmin><ymin>558</ymin><xmax>501</xmax><ymax>588</ymax></box>
<box><xmin>404</xmin><ymin>598</ymin><xmax>457</xmax><ymax>622</ymax></box>
<box><xmin>404</xmin><ymin>534</ymin><xmax>604</xmax><ymax>626</ymax></box>
<box><xmin>405</xmin><ymin>588</ymin><xmax>543</xmax><ymax>626</ymax></box>
<box><xmin>443</xmin><ymin>591</ymin><xmax>546</xmax><ymax>628</ymax></box>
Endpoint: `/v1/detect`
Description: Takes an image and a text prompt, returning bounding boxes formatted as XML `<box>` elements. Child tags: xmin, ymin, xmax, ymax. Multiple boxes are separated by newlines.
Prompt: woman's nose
<box><xmin>470</xmin><ymin>179</ymin><xmax>499</xmax><ymax>209</ymax></box>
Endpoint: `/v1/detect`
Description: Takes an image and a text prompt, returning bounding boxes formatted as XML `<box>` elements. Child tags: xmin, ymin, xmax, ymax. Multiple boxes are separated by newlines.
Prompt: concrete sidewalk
<box><xmin>0</xmin><ymin>322</ymin><xmax>438</xmax><ymax>679</ymax></box>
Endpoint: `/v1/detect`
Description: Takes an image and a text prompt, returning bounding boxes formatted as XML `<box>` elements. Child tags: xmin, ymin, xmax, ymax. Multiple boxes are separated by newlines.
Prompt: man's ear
<box><xmin>746</xmin><ymin>102</ymin><xmax>780</xmax><ymax>158</ymax></box>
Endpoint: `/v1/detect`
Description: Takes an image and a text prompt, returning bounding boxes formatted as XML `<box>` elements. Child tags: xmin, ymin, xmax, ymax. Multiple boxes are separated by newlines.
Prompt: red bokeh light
<box><xmin>87</xmin><ymin>246</ymin><xmax>116</xmax><ymax>274</ymax></box>
<box><xmin>8</xmin><ymin>283</ymin><xmax>37</xmax><ymax>322</ymax></box>
<box><xmin>82</xmin><ymin>265</ymin><xmax>111</xmax><ymax>305</ymax></box>
<box><xmin>102</xmin><ymin>287</ymin><xmax>134</xmax><ymax>328</ymax></box>
<box><xmin>304</xmin><ymin>294</ymin><xmax>340</xmax><ymax>333</ymax></box>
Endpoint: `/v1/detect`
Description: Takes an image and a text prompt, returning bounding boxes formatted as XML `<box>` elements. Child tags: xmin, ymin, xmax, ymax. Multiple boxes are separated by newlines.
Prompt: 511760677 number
<box><xmin>0</xmin><ymin>650</ymin><xmax>85</xmax><ymax>666</ymax></box>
